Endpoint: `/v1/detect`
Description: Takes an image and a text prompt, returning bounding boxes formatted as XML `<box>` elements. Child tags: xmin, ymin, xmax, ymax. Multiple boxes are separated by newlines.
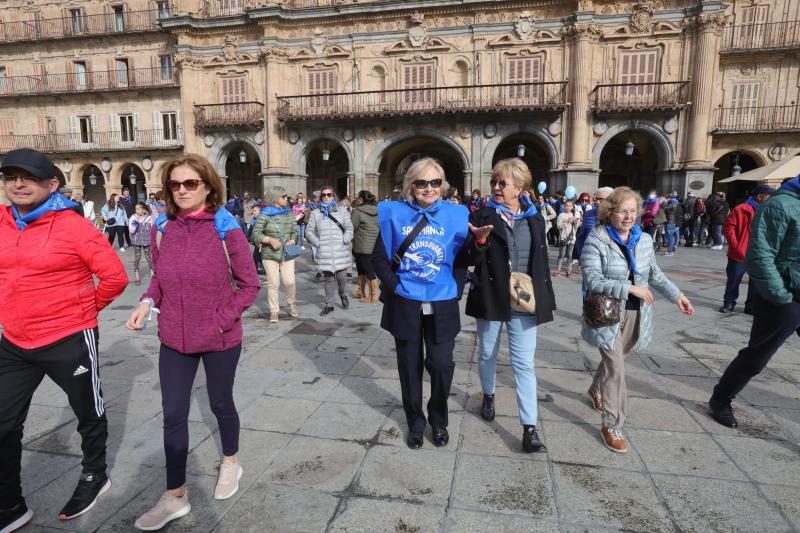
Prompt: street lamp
<box><xmin>88</xmin><ymin>168</ymin><xmax>98</xmax><ymax>186</ymax></box>
<box><xmin>624</xmin><ymin>140</ymin><xmax>635</xmax><ymax>156</ymax></box>
<box><xmin>238</xmin><ymin>150</ymin><xmax>246</xmax><ymax>164</ymax></box>
<box><xmin>731</xmin><ymin>153</ymin><xmax>742</xmax><ymax>176</ymax></box>
<box><xmin>517</xmin><ymin>144</ymin><xmax>526</xmax><ymax>158</ymax></box>
<box><xmin>128</xmin><ymin>167</ymin><xmax>137</xmax><ymax>185</ymax></box>
<box><xmin>322</xmin><ymin>142</ymin><xmax>330</xmax><ymax>162</ymax></box>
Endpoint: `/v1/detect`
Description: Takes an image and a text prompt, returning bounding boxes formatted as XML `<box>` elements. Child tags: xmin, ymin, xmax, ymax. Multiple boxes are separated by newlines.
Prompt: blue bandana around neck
<box><xmin>319</xmin><ymin>199</ymin><xmax>336</xmax><ymax>218</ymax></box>
<box><xmin>155</xmin><ymin>208</ymin><xmax>241</xmax><ymax>240</ymax></box>
<box><xmin>12</xmin><ymin>192</ymin><xmax>78</xmax><ymax>231</ymax></box>
<box><xmin>744</xmin><ymin>197</ymin><xmax>760</xmax><ymax>210</ymax></box>
<box><xmin>408</xmin><ymin>199</ymin><xmax>443</xmax><ymax>230</ymax></box>
<box><xmin>780</xmin><ymin>176</ymin><xmax>800</xmax><ymax>194</ymax></box>
<box><xmin>486</xmin><ymin>196</ymin><xmax>538</xmax><ymax>220</ymax></box>
<box><xmin>261</xmin><ymin>206</ymin><xmax>290</xmax><ymax>216</ymax></box>
<box><xmin>605</xmin><ymin>223</ymin><xmax>642</xmax><ymax>276</ymax></box>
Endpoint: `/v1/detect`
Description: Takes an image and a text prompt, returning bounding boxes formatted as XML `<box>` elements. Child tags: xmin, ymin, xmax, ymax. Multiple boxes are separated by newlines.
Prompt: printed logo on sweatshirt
<box><xmin>73</xmin><ymin>365</ymin><xmax>89</xmax><ymax>377</ymax></box>
<box><xmin>401</xmin><ymin>238</ymin><xmax>446</xmax><ymax>282</ymax></box>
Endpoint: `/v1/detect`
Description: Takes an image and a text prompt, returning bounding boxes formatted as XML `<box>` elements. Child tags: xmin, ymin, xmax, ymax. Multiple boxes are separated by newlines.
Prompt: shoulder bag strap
<box><xmin>327</xmin><ymin>213</ymin><xmax>346</xmax><ymax>233</ymax></box>
<box><xmin>391</xmin><ymin>216</ymin><xmax>429</xmax><ymax>272</ymax></box>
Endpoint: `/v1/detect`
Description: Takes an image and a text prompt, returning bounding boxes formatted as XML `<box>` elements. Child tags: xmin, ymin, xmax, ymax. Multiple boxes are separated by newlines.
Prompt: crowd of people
<box><xmin>0</xmin><ymin>147</ymin><xmax>798</xmax><ymax>532</ymax></box>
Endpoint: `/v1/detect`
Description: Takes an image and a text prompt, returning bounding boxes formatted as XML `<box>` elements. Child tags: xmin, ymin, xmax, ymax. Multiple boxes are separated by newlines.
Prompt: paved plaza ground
<box><xmin>12</xmin><ymin>244</ymin><xmax>800</xmax><ymax>532</ymax></box>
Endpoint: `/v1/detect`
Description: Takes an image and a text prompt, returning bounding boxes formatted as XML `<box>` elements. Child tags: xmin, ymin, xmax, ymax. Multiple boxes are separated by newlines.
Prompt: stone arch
<box><xmin>207</xmin><ymin>135</ymin><xmax>265</xmax><ymax>178</ymax></box>
<box><xmin>730</xmin><ymin>147</ymin><xmax>770</xmax><ymax>168</ymax></box>
<box><xmin>592</xmin><ymin>120</ymin><xmax>675</xmax><ymax>172</ymax></box>
<box><xmin>365</xmin><ymin>128</ymin><xmax>471</xmax><ymax>176</ymax></box>
<box><xmin>290</xmin><ymin>132</ymin><xmax>354</xmax><ymax>177</ymax></box>
<box><xmin>481</xmin><ymin>125</ymin><xmax>559</xmax><ymax>176</ymax></box>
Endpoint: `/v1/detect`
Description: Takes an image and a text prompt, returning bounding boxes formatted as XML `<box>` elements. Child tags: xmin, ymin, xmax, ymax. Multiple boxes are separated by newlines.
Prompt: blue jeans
<box><xmin>723</xmin><ymin>258</ymin><xmax>755</xmax><ymax>309</ymax></box>
<box><xmin>476</xmin><ymin>314</ymin><xmax>539</xmax><ymax>426</ymax></box>
<box><xmin>298</xmin><ymin>224</ymin><xmax>306</xmax><ymax>247</ymax></box>
<box><xmin>710</xmin><ymin>224</ymin><xmax>724</xmax><ymax>246</ymax></box>
<box><xmin>666</xmin><ymin>223</ymin><xmax>681</xmax><ymax>253</ymax></box>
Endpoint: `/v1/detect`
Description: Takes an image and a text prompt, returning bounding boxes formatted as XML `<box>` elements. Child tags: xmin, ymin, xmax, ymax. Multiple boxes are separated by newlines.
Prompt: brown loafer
<box><xmin>601</xmin><ymin>426</ymin><xmax>628</xmax><ymax>454</ymax></box>
<box><xmin>588</xmin><ymin>389</ymin><xmax>603</xmax><ymax>412</ymax></box>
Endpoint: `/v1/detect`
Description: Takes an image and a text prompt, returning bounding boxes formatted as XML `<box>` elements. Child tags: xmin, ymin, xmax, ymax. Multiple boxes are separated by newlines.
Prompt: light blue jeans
<box><xmin>476</xmin><ymin>314</ymin><xmax>539</xmax><ymax>426</ymax></box>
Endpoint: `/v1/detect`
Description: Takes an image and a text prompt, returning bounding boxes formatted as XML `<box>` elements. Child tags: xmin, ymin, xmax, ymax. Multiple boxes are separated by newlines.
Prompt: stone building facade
<box><xmin>2</xmin><ymin>0</ymin><xmax>800</xmax><ymax>209</ymax></box>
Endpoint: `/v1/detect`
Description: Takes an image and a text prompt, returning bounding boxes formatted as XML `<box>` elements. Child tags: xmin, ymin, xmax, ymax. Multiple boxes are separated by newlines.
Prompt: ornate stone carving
<box><xmin>458</xmin><ymin>125</ymin><xmax>471</xmax><ymax>139</ymax></box>
<box><xmin>287</xmin><ymin>130</ymin><xmax>300</xmax><ymax>144</ymax></box>
<box><xmin>768</xmin><ymin>143</ymin><xmax>788</xmax><ymax>161</ymax></box>
<box><xmin>204</xmin><ymin>134</ymin><xmax>215</xmax><ymax>148</ymax></box>
<box><xmin>342</xmin><ymin>129</ymin><xmax>354</xmax><ymax>142</ymax></box>
<box><xmin>548</xmin><ymin>120</ymin><xmax>562</xmax><ymax>137</ymax></box>
<box><xmin>629</xmin><ymin>3</ymin><xmax>654</xmax><ymax>34</ymax></box>
<box><xmin>223</xmin><ymin>36</ymin><xmax>239</xmax><ymax>62</ymax></box>
<box><xmin>365</xmin><ymin>127</ymin><xmax>378</xmax><ymax>141</ymax></box>
<box><xmin>684</xmin><ymin>13</ymin><xmax>729</xmax><ymax>32</ymax></box>
<box><xmin>174</xmin><ymin>52</ymin><xmax>206</xmax><ymax>68</ymax></box>
<box><xmin>593</xmin><ymin>121</ymin><xmax>608</xmax><ymax>136</ymax></box>
<box><xmin>311</xmin><ymin>27</ymin><xmax>327</xmax><ymax>56</ymax></box>
<box><xmin>408</xmin><ymin>12</ymin><xmax>428</xmax><ymax>48</ymax></box>
<box><xmin>484</xmin><ymin>123</ymin><xmax>497</xmax><ymax>138</ymax></box>
<box><xmin>254</xmin><ymin>131</ymin><xmax>265</xmax><ymax>145</ymax></box>
<box><xmin>563</xmin><ymin>22</ymin><xmax>603</xmax><ymax>39</ymax></box>
<box><xmin>514</xmin><ymin>11</ymin><xmax>536</xmax><ymax>41</ymax></box>
<box><xmin>663</xmin><ymin>116</ymin><xmax>679</xmax><ymax>134</ymax></box>
<box><xmin>258</xmin><ymin>45</ymin><xmax>288</xmax><ymax>62</ymax></box>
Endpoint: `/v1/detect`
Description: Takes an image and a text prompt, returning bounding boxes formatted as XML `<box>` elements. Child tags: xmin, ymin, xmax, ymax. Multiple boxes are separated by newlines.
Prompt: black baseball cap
<box><xmin>0</xmin><ymin>148</ymin><xmax>57</xmax><ymax>180</ymax></box>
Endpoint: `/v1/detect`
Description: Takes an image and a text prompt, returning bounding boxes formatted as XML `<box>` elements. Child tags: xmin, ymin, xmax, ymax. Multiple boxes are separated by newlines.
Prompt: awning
<box><xmin>717</xmin><ymin>155</ymin><xmax>800</xmax><ymax>183</ymax></box>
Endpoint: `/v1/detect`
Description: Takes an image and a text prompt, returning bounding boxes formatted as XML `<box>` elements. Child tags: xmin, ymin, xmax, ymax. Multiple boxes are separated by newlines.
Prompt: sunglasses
<box><xmin>2</xmin><ymin>174</ymin><xmax>51</xmax><ymax>185</ymax></box>
<box><xmin>167</xmin><ymin>179</ymin><xmax>203</xmax><ymax>192</ymax></box>
<box><xmin>280</xmin><ymin>194</ymin><xmax>288</xmax><ymax>199</ymax></box>
<box><xmin>490</xmin><ymin>179</ymin><xmax>509</xmax><ymax>189</ymax></box>
<box><xmin>321</xmin><ymin>192</ymin><xmax>334</xmax><ymax>198</ymax></box>
<box><xmin>413</xmin><ymin>179</ymin><xmax>443</xmax><ymax>189</ymax></box>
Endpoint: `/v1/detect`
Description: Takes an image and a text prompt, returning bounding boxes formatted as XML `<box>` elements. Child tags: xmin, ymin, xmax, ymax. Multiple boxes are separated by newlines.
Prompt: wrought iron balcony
<box><xmin>194</xmin><ymin>102</ymin><xmax>264</xmax><ymax>129</ymax></box>
<box><xmin>720</xmin><ymin>21</ymin><xmax>800</xmax><ymax>53</ymax></box>
<box><xmin>277</xmin><ymin>82</ymin><xmax>568</xmax><ymax>122</ymax></box>
<box><xmin>198</xmin><ymin>0</ymin><xmax>246</xmax><ymax>17</ymax></box>
<box><xmin>0</xmin><ymin>129</ymin><xmax>183</xmax><ymax>154</ymax></box>
<box><xmin>592</xmin><ymin>82</ymin><xmax>690</xmax><ymax>113</ymax></box>
<box><xmin>287</xmin><ymin>0</ymin><xmax>338</xmax><ymax>7</ymax></box>
<box><xmin>0</xmin><ymin>67</ymin><xmax>178</xmax><ymax>97</ymax></box>
<box><xmin>0</xmin><ymin>9</ymin><xmax>172</xmax><ymax>44</ymax></box>
<box><xmin>713</xmin><ymin>105</ymin><xmax>800</xmax><ymax>134</ymax></box>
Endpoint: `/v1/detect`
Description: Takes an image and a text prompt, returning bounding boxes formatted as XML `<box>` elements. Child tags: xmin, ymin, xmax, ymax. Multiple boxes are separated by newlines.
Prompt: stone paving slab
<box><xmin>8</xmin><ymin>246</ymin><xmax>800</xmax><ymax>532</ymax></box>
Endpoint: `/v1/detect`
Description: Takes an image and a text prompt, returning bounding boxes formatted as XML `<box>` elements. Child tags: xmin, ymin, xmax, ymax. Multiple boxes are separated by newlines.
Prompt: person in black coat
<box><xmin>465</xmin><ymin>158</ymin><xmax>557</xmax><ymax>452</ymax></box>
<box><xmin>371</xmin><ymin>157</ymin><xmax>489</xmax><ymax>450</ymax></box>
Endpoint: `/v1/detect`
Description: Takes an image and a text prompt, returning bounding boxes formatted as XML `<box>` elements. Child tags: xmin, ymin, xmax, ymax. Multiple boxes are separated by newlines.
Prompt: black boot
<box><xmin>432</xmin><ymin>426</ymin><xmax>449</xmax><ymax>447</ymax></box>
<box><xmin>718</xmin><ymin>303</ymin><xmax>734</xmax><ymax>313</ymax></box>
<box><xmin>480</xmin><ymin>394</ymin><xmax>495</xmax><ymax>421</ymax></box>
<box><xmin>320</xmin><ymin>306</ymin><xmax>335</xmax><ymax>316</ymax></box>
<box><xmin>522</xmin><ymin>425</ymin><xmax>546</xmax><ymax>453</ymax></box>
<box><xmin>709</xmin><ymin>397</ymin><xmax>738</xmax><ymax>428</ymax></box>
<box><xmin>340</xmin><ymin>294</ymin><xmax>350</xmax><ymax>309</ymax></box>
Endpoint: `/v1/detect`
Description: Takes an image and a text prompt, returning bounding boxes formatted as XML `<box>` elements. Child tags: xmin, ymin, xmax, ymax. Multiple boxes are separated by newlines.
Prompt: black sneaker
<box><xmin>709</xmin><ymin>398</ymin><xmax>738</xmax><ymax>428</ymax></box>
<box><xmin>522</xmin><ymin>425</ymin><xmax>546</xmax><ymax>453</ymax></box>
<box><xmin>315</xmin><ymin>272</ymin><xmax>322</xmax><ymax>280</ymax></box>
<box><xmin>0</xmin><ymin>502</ymin><xmax>33</xmax><ymax>533</ymax></box>
<box><xmin>480</xmin><ymin>394</ymin><xmax>495</xmax><ymax>421</ymax></box>
<box><xmin>340</xmin><ymin>294</ymin><xmax>350</xmax><ymax>309</ymax></box>
<box><xmin>58</xmin><ymin>472</ymin><xmax>111</xmax><ymax>521</ymax></box>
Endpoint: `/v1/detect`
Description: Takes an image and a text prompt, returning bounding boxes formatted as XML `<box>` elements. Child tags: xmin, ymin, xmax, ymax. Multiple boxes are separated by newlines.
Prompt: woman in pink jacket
<box><xmin>125</xmin><ymin>154</ymin><xmax>260</xmax><ymax>531</ymax></box>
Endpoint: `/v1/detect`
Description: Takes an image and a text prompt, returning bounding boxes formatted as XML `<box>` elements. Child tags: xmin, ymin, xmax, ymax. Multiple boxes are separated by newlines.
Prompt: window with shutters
<box><xmin>161</xmin><ymin>112</ymin><xmax>178</xmax><ymax>141</ymax></box>
<box><xmin>74</xmin><ymin>62</ymin><xmax>87</xmax><ymax>88</ymax></box>
<box><xmin>78</xmin><ymin>116</ymin><xmax>93</xmax><ymax>144</ymax></box>
<box><xmin>160</xmin><ymin>56</ymin><xmax>174</xmax><ymax>82</ymax></box>
<box><xmin>402</xmin><ymin>63</ymin><xmax>434</xmax><ymax>106</ymax></box>
<box><xmin>0</xmin><ymin>117</ymin><xmax>13</xmax><ymax>152</ymax></box>
<box><xmin>219</xmin><ymin>0</ymin><xmax>244</xmax><ymax>16</ymax></box>
<box><xmin>221</xmin><ymin>76</ymin><xmax>246</xmax><ymax>102</ymax></box>
<box><xmin>113</xmin><ymin>6</ymin><xmax>125</xmax><ymax>32</ymax></box>
<box><xmin>70</xmin><ymin>9</ymin><xmax>82</xmax><ymax>34</ymax></box>
<box><xmin>157</xmin><ymin>1</ymin><xmax>171</xmax><ymax>18</ymax></box>
<box><xmin>739</xmin><ymin>5</ymin><xmax>769</xmax><ymax>47</ymax></box>
<box><xmin>619</xmin><ymin>50</ymin><xmax>659</xmax><ymax>105</ymax></box>
<box><xmin>0</xmin><ymin>67</ymin><xmax>7</xmax><ymax>94</ymax></box>
<box><xmin>729</xmin><ymin>82</ymin><xmax>760</xmax><ymax>129</ymax></box>
<box><xmin>116</xmin><ymin>59</ymin><xmax>129</xmax><ymax>85</ymax></box>
<box><xmin>307</xmin><ymin>69</ymin><xmax>336</xmax><ymax>109</ymax></box>
<box><xmin>506</xmin><ymin>57</ymin><xmax>542</xmax><ymax>103</ymax></box>
<box><xmin>119</xmin><ymin>114</ymin><xmax>135</xmax><ymax>142</ymax></box>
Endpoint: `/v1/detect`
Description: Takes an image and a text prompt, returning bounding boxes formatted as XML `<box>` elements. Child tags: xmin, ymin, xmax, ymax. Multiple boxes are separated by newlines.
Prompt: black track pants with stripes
<box><xmin>0</xmin><ymin>329</ymin><xmax>108</xmax><ymax>508</ymax></box>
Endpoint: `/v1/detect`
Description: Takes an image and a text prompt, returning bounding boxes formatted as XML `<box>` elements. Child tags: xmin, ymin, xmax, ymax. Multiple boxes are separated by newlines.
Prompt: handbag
<box><xmin>582</xmin><ymin>293</ymin><xmax>621</xmax><ymax>327</ymax></box>
<box><xmin>270</xmin><ymin>218</ymin><xmax>301</xmax><ymax>261</ymax></box>
<box><xmin>378</xmin><ymin>216</ymin><xmax>429</xmax><ymax>303</ymax></box>
<box><xmin>509</xmin><ymin>272</ymin><xmax>536</xmax><ymax>314</ymax></box>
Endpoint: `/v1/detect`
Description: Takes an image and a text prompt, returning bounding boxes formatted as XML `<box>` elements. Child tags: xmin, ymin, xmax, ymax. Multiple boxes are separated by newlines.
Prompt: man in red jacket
<box><xmin>719</xmin><ymin>184</ymin><xmax>774</xmax><ymax>314</ymax></box>
<box><xmin>0</xmin><ymin>149</ymin><xmax>128</xmax><ymax>532</ymax></box>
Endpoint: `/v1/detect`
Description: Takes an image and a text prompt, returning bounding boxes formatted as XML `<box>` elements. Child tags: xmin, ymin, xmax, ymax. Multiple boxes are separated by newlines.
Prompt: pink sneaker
<box><xmin>214</xmin><ymin>461</ymin><xmax>243</xmax><ymax>500</ymax></box>
<box><xmin>134</xmin><ymin>490</ymin><xmax>190</xmax><ymax>531</ymax></box>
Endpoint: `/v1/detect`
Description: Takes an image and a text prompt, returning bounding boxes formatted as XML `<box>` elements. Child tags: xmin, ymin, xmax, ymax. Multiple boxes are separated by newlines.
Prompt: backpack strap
<box><xmin>327</xmin><ymin>213</ymin><xmax>346</xmax><ymax>233</ymax></box>
<box><xmin>391</xmin><ymin>216</ymin><xmax>429</xmax><ymax>272</ymax></box>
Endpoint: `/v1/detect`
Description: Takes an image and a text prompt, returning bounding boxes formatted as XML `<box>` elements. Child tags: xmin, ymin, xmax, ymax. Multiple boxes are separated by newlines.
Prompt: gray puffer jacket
<box><xmin>306</xmin><ymin>206</ymin><xmax>353</xmax><ymax>272</ymax></box>
<box><xmin>580</xmin><ymin>225</ymin><xmax>683</xmax><ymax>352</ymax></box>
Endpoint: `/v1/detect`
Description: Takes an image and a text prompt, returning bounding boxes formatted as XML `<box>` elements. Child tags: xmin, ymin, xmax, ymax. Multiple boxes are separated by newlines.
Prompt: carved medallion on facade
<box><xmin>514</xmin><ymin>11</ymin><xmax>536</xmax><ymax>41</ymax></box>
<box><xmin>204</xmin><ymin>134</ymin><xmax>216</xmax><ymax>148</ymax></box>
<box><xmin>311</xmin><ymin>27</ymin><xmax>328</xmax><ymax>56</ymax></box>
<box><xmin>223</xmin><ymin>36</ymin><xmax>240</xmax><ymax>62</ymax></box>
<box><xmin>408</xmin><ymin>12</ymin><xmax>428</xmax><ymax>48</ymax></box>
<box><xmin>629</xmin><ymin>3</ymin><xmax>654</xmax><ymax>34</ymax></box>
<box><xmin>287</xmin><ymin>130</ymin><xmax>300</xmax><ymax>144</ymax></box>
<box><xmin>254</xmin><ymin>131</ymin><xmax>265</xmax><ymax>145</ymax></box>
<box><xmin>365</xmin><ymin>127</ymin><xmax>378</xmax><ymax>142</ymax></box>
<box><xmin>768</xmin><ymin>143</ymin><xmax>788</xmax><ymax>161</ymax></box>
<box><xmin>663</xmin><ymin>116</ymin><xmax>679</xmax><ymax>134</ymax></box>
<box><xmin>548</xmin><ymin>120</ymin><xmax>562</xmax><ymax>137</ymax></box>
<box><xmin>342</xmin><ymin>129</ymin><xmax>354</xmax><ymax>142</ymax></box>
<box><xmin>458</xmin><ymin>125</ymin><xmax>472</xmax><ymax>139</ymax></box>
<box><xmin>484</xmin><ymin>123</ymin><xmax>498</xmax><ymax>138</ymax></box>
<box><xmin>593</xmin><ymin>121</ymin><xmax>609</xmax><ymax>136</ymax></box>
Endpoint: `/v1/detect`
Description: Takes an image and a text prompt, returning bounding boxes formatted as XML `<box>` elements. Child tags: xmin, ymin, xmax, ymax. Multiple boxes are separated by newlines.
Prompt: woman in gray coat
<box><xmin>581</xmin><ymin>186</ymin><xmax>694</xmax><ymax>454</ymax></box>
<box><xmin>306</xmin><ymin>185</ymin><xmax>354</xmax><ymax>315</ymax></box>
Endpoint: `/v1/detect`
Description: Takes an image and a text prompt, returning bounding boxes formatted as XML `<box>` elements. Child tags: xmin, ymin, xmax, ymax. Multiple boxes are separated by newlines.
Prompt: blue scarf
<box><xmin>605</xmin><ymin>223</ymin><xmax>642</xmax><ymax>276</ymax></box>
<box><xmin>744</xmin><ymin>197</ymin><xmax>760</xmax><ymax>210</ymax></box>
<box><xmin>319</xmin><ymin>199</ymin><xmax>336</xmax><ymax>218</ymax></box>
<box><xmin>486</xmin><ymin>196</ymin><xmax>538</xmax><ymax>220</ymax></box>
<box><xmin>780</xmin><ymin>176</ymin><xmax>800</xmax><ymax>193</ymax></box>
<box><xmin>408</xmin><ymin>199</ymin><xmax>443</xmax><ymax>230</ymax></box>
<box><xmin>12</xmin><ymin>192</ymin><xmax>78</xmax><ymax>231</ymax></box>
<box><xmin>260</xmin><ymin>206</ymin><xmax>289</xmax><ymax>216</ymax></box>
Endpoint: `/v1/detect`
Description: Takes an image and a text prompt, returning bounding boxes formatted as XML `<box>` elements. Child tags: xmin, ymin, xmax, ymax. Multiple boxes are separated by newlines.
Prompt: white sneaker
<box><xmin>134</xmin><ymin>490</ymin><xmax>190</xmax><ymax>531</ymax></box>
<box><xmin>119</xmin><ymin>247</ymin><xmax>126</xmax><ymax>253</ymax></box>
<box><xmin>214</xmin><ymin>461</ymin><xmax>242</xmax><ymax>500</ymax></box>
<box><xmin>710</xmin><ymin>245</ymin><xmax>723</xmax><ymax>250</ymax></box>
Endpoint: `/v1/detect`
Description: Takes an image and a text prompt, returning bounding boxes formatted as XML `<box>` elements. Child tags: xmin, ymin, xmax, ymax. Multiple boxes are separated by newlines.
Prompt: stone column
<box><xmin>685</xmin><ymin>13</ymin><xmax>727</xmax><ymax>167</ymax></box>
<box><xmin>259</xmin><ymin>46</ymin><xmax>291</xmax><ymax>177</ymax></box>
<box><xmin>566</xmin><ymin>22</ymin><xmax>602</xmax><ymax>169</ymax></box>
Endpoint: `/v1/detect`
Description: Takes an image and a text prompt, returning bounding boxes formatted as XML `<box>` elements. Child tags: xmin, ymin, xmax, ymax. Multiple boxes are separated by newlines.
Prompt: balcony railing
<box><xmin>287</xmin><ymin>0</ymin><xmax>338</xmax><ymax>7</ymax></box>
<box><xmin>592</xmin><ymin>82</ymin><xmax>690</xmax><ymax>113</ymax></box>
<box><xmin>721</xmin><ymin>21</ymin><xmax>800</xmax><ymax>52</ymax></box>
<box><xmin>277</xmin><ymin>82</ymin><xmax>568</xmax><ymax>121</ymax></box>
<box><xmin>0</xmin><ymin>129</ymin><xmax>183</xmax><ymax>154</ymax></box>
<box><xmin>0</xmin><ymin>8</ymin><xmax>172</xmax><ymax>44</ymax></box>
<box><xmin>713</xmin><ymin>105</ymin><xmax>800</xmax><ymax>133</ymax></box>
<box><xmin>194</xmin><ymin>102</ymin><xmax>264</xmax><ymax>128</ymax></box>
<box><xmin>0</xmin><ymin>67</ymin><xmax>178</xmax><ymax>97</ymax></box>
<box><xmin>198</xmin><ymin>0</ymin><xmax>246</xmax><ymax>17</ymax></box>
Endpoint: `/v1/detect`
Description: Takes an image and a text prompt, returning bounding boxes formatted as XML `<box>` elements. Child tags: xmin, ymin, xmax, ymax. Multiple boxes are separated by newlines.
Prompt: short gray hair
<box><xmin>401</xmin><ymin>157</ymin><xmax>450</xmax><ymax>203</ymax></box>
<box><xmin>595</xmin><ymin>186</ymin><xmax>614</xmax><ymax>196</ymax></box>
<box><xmin>263</xmin><ymin>185</ymin><xmax>287</xmax><ymax>206</ymax></box>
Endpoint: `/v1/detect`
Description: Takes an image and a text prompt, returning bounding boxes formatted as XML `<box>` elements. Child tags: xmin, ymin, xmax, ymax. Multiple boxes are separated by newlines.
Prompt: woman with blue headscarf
<box><xmin>465</xmin><ymin>158</ymin><xmax>556</xmax><ymax>453</ymax></box>
<box><xmin>372</xmin><ymin>157</ymin><xmax>489</xmax><ymax>450</ymax></box>
<box><xmin>581</xmin><ymin>186</ymin><xmax>694</xmax><ymax>454</ymax></box>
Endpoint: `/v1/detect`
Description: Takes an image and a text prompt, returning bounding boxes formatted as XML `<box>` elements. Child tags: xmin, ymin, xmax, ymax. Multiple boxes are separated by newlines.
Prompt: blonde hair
<box><xmin>401</xmin><ymin>157</ymin><xmax>450</xmax><ymax>202</ymax></box>
<box><xmin>597</xmin><ymin>186</ymin><xmax>643</xmax><ymax>225</ymax></box>
<box><xmin>492</xmin><ymin>158</ymin><xmax>532</xmax><ymax>191</ymax></box>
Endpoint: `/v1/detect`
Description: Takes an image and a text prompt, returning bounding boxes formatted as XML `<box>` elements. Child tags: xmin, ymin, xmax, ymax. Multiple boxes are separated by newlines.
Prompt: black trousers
<box><xmin>713</xmin><ymin>292</ymin><xmax>800</xmax><ymax>404</ymax></box>
<box><xmin>106</xmin><ymin>226</ymin><xmax>126</xmax><ymax>249</ymax></box>
<box><xmin>354</xmin><ymin>252</ymin><xmax>376</xmax><ymax>280</ymax></box>
<box><xmin>394</xmin><ymin>314</ymin><xmax>455</xmax><ymax>433</ymax></box>
<box><xmin>0</xmin><ymin>329</ymin><xmax>107</xmax><ymax>507</ymax></box>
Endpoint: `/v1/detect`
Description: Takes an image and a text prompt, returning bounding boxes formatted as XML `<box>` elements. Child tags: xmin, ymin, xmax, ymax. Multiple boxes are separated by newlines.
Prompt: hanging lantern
<box><xmin>731</xmin><ymin>153</ymin><xmax>741</xmax><ymax>176</ymax></box>
<box><xmin>322</xmin><ymin>142</ymin><xmax>330</xmax><ymax>162</ymax></box>
<box><xmin>88</xmin><ymin>169</ymin><xmax>98</xmax><ymax>186</ymax></box>
<box><xmin>624</xmin><ymin>140</ymin><xmax>635</xmax><ymax>156</ymax></box>
<box><xmin>238</xmin><ymin>150</ymin><xmax>246</xmax><ymax>164</ymax></box>
<box><xmin>517</xmin><ymin>144</ymin><xmax>526</xmax><ymax>158</ymax></box>
<box><xmin>128</xmin><ymin>168</ymin><xmax>137</xmax><ymax>185</ymax></box>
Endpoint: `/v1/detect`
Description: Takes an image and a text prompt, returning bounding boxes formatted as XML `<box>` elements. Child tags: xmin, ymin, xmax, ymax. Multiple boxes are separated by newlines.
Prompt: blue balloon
<box><xmin>537</xmin><ymin>181</ymin><xmax>546</xmax><ymax>194</ymax></box>
<box><xmin>565</xmin><ymin>185</ymin><xmax>577</xmax><ymax>199</ymax></box>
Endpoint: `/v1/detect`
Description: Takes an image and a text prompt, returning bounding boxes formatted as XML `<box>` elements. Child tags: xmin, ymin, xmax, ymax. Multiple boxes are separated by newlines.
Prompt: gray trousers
<box><xmin>323</xmin><ymin>269</ymin><xmax>348</xmax><ymax>306</ymax></box>
<box><xmin>590</xmin><ymin>310</ymin><xmax>640</xmax><ymax>430</ymax></box>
